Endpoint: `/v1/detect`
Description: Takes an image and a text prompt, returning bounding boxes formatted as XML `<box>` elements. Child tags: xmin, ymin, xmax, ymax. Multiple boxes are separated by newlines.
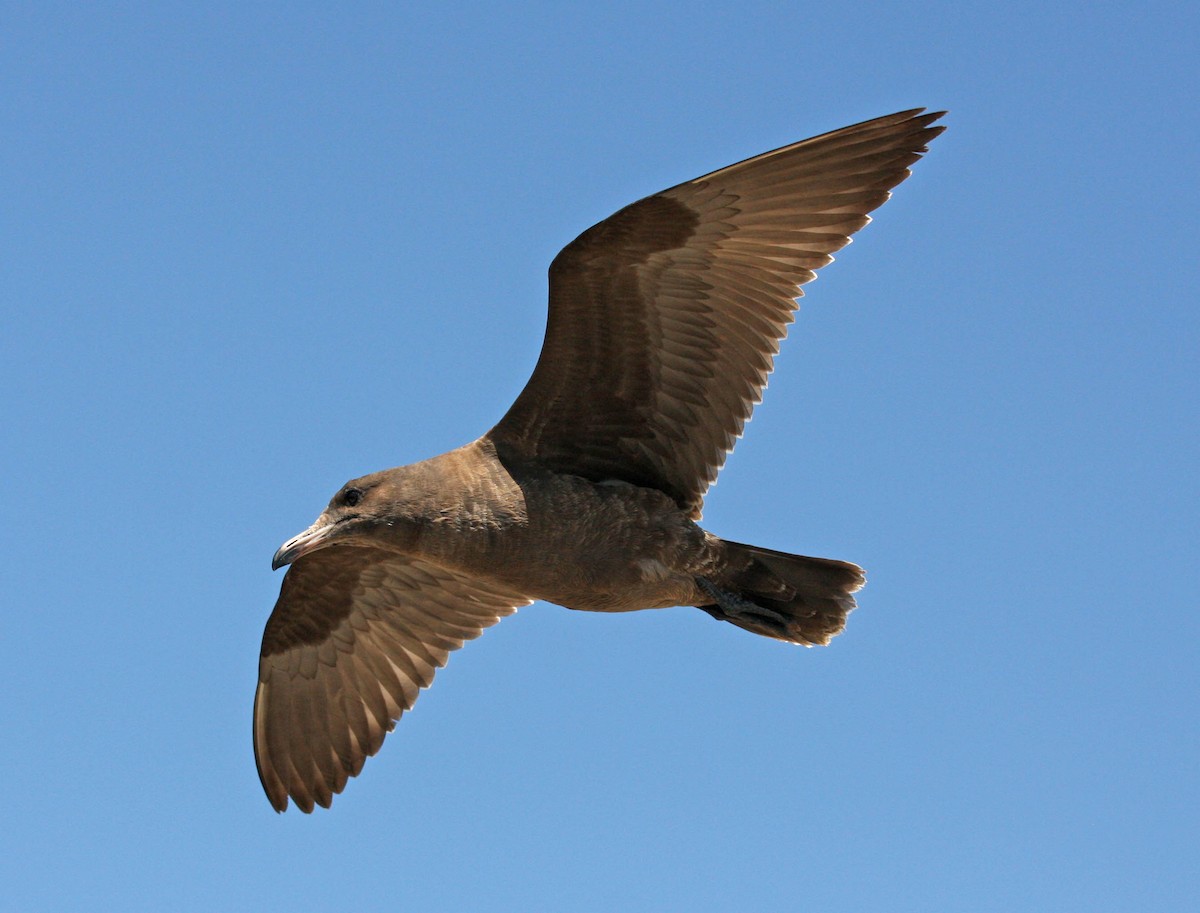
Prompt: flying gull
<box><xmin>255</xmin><ymin>108</ymin><xmax>946</xmax><ymax>812</ymax></box>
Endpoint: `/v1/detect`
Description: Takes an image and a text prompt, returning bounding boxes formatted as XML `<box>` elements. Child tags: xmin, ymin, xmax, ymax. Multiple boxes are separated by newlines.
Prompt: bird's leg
<box><xmin>695</xmin><ymin>577</ymin><xmax>788</xmax><ymax>626</ymax></box>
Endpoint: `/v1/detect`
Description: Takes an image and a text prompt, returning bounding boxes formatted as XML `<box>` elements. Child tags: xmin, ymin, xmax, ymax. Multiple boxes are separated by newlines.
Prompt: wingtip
<box><xmin>916</xmin><ymin>109</ymin><xmax>948</xmax><ymax>132</ymax></box>
<box><xmin>873</xmin><ymin>106</ymin><xmax>945</xmax><ymax>123</ymax></box>
<box><xmin>881</xmin><ymin>107</ymin><xmax>947</xmax><ymax>132</ymax></box>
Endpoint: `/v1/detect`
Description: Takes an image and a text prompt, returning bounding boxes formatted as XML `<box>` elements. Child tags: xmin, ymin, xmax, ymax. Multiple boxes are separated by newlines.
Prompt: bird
<box><xmin>255</xmin><ymin>108</ymin><xmax>945</xmax><ymax>812</ymax></box>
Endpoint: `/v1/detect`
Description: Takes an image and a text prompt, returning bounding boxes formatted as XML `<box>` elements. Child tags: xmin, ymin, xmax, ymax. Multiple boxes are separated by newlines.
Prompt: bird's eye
<box><xmin>343</xmin><ymin>488</ymin><xmax>363</xmax><ymax>507</ymax></box>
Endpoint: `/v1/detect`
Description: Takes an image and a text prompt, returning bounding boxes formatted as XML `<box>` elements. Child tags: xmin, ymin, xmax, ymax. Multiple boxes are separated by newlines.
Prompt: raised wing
<box><xmin>491</xmin><ymin>109</ymin><xmax>945</xmax><ymax>518</ymax></box>
<box><xmin>254</xmin><ymin>545</ymin><xmax>531</xmax><ymax>812</ymax></box>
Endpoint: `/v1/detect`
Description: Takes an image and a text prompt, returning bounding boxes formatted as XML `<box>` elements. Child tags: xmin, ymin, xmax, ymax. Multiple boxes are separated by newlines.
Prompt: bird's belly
<box><xmin>493</xmin><ymin>528</ymin><xmax>702</xmax><ymax>613</ymax></box>
<box><xmin>530</xmin><ymin>557</ymin><xmax>700</xmax><ymax>614</ymax></box>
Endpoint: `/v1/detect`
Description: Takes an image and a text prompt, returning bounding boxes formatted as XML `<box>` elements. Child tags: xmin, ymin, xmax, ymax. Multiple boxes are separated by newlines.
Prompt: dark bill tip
<box><xmin>270</xmin><ymin>544</ymin><xmax>295</xmax><ymax>571</ymax></box>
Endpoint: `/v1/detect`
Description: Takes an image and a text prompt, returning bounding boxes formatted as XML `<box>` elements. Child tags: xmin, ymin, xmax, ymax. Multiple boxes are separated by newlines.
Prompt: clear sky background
<box><xmin>3</xmin><ymin>3</ymin><xmax>1196</xmax><ymax>911</ymax></box>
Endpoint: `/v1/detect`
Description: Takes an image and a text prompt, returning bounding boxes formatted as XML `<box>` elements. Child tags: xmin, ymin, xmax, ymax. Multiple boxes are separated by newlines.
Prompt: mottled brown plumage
<box><xmin>255</xmin><ymin>109</ymin><xmax>945</xmax><ymax>812</ymax></box>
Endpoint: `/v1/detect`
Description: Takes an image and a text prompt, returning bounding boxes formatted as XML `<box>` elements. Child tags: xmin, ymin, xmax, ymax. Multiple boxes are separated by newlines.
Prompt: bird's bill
<box><xmin>272</xmin><ymin>521</ymin><xmax>336</xmax><ymax>570</ymax></box>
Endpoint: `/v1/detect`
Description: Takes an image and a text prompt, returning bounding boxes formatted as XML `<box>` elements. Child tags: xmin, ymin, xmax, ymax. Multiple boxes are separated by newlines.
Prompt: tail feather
<box><xmin>698</xmin><ymin>540</ymin><xmax>865</xmax><ymax>645</ymax></box>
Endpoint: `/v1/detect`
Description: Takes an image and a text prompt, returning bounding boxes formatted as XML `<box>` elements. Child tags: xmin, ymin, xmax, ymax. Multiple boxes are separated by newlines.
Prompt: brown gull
<box><xmin>255</xmin><ymin>108</ymin><xmax>946</xmax><ymax>812</ymax></box>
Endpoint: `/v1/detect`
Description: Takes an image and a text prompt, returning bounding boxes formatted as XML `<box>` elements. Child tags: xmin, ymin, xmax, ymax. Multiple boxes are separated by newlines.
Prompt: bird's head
<box><xmin>271</xmin><ymin>471</ymin><xmax>406</xmax><ymax>570</ymax></box>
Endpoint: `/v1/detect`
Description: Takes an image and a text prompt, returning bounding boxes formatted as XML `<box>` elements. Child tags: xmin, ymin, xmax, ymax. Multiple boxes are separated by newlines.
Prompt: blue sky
<box><xmin>3</xmin><ymin>2</ymin><xmax>1197</xmax><ymax>910</ymax></box>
